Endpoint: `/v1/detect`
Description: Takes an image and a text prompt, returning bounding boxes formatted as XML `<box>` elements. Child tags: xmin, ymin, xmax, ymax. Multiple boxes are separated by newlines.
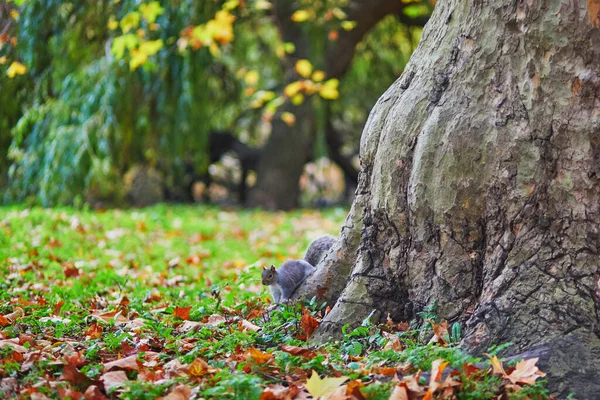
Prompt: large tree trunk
<box><xmin>298</xmin><ymin>0</ymin><xmax>600</xmax><ymax>397</ymax></box>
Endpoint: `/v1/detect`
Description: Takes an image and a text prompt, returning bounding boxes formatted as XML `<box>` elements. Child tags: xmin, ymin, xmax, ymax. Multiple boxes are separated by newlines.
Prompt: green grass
<box><xmin>0</xmin><ymin>205</ymin><xmax>551</xmax><ymax>399</ymax></box>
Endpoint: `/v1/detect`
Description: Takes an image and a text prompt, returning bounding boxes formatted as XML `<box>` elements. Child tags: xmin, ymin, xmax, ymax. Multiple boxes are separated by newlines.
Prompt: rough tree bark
<box><xmin>295</xmin><ymin>0</ymin><xmax>600</xmax><ymax>397</ymax></box>
<box><xmin>248</xmin><ymin>0</ymin><xmax>411</xmax><ymax>210</ymax></box>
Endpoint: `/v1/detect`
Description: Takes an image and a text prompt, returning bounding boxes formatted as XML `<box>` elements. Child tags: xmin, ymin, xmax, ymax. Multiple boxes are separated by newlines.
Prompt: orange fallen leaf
<box><xmin>173</xmin><ymin>306</ymin><xmax>191</xmax><ymax>320</ymax></box>
<box><xmin>299</xmin><ymin>308</ymin><xmax>319</xmax><ymax>340</ymax></box>
<box><xmin>188</xmin><ymin>358</ymin><xmax>216</xmax><ymax>377</ymax></box>
<box><xmin>247</xmin><ymin>347</ymin><xmax>273</xmax><ymax>364</ymax></box>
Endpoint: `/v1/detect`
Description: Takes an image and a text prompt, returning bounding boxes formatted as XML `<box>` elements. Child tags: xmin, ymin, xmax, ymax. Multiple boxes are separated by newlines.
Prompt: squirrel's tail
<box><xmin>304</xmin><ymin>235</ymin><xmax>336</xmax><ymax>267</ymax></box>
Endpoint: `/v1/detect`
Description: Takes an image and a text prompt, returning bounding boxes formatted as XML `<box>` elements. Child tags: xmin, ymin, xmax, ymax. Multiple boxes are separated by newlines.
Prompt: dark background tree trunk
<box><xmin>248</xmin><ymin>0</ymin><xmax>409</xmax><ymax>210</ymax></box>
<box><xmin>298</xmin><ymin>0</ymin><xmax>600</xmax><ymax>397</ymax></box>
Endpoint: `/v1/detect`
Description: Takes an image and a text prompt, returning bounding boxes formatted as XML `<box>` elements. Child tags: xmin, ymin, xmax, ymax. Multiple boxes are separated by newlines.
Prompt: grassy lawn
<box><xmin>0</xmin><ymin>206</ymin><xmax>550</xmax><ymax>399</ymax></box>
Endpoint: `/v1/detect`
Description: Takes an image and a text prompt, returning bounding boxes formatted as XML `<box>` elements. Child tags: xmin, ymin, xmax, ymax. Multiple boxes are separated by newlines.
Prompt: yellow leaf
<box><xmin>120</xmin><ymin>11</ymin><xmax>140</xmax><ymax>33</ymax></box>
<box><xmin>291</xmin><ymin>93</ymin><xmax>304</xmax><ymax>105</ymax></box>
<box><xmin>281</xmin><ymin>112</ymin><xmax>296</xmax><ymax>126</ymax></box>
<box><xmin>6</xmin><ymin>61</ymin><xmax>26</xmax><ymax>78</ymax></box>
<box><xmin>139</xmin><ymin>2</ymin><xmax>164</xmax><ymax>24</ymax></box>
<box><xmin>209</xmin><ymin>42</ymin><xmax>221</xmax><ymax>57</ymax></box>
<box><xmin>319</xmin><ymin>79</ymin><xmax>339</xmax><ymax>100</ymax></box>
<box><xmin>0</xmin><ymin>56</ymin><xmax>6</xmax><ymax>65</ymax></box>
<box><xmin>107</xmin><ymin>16</ymin><xmax>119</xmax><ymax>30</ymax></box>
<box><xmin>244</xmin><ymin>70</ymin><xmax>259</xmax><ymax>86</ymax></box>
<box><xmin>304</xmin><ymin>370</ymin><xmax>348</xmax><ymax>399</ymax></box>
<box><xmin>10</xmin><ymin>10</ymin><xmax>19</xmax><ymax>20</ymax></box>
<box><xmin>295</xmin><ymin>59</ymin><xmax>313</xmax><ymax>78</ymax></box>
<box><xmin>284</xmin><ymin>81</ymin><xmax>303</xmax><ymax>98</ymax></box>
<box><xmin>223</xmin><ymin>0</ymin><xmax>239</xmax><ymax>11</ymax></box>
<box><xmin>139</xmin><ymin>39</ymin><xmax>163</xmax><ymax>56</ymax></box>
<box><xmin>311</xmin><ymin>70</ymin><xmax>325</xmax><ymax>82</ymax></box>
<box><xmin>291</xmin><ymin>10</ymin><xmax>310</xmax><ymax>22</ymax></box>
<box><xmin>340</xmin><ymin>21</ymin><xmax>356</xmax><ymax>31</ymax></box>
<box><xmin>129</xmin><ymin>49</ymin><xmax>148</xmax><ymax>70</ymax></box>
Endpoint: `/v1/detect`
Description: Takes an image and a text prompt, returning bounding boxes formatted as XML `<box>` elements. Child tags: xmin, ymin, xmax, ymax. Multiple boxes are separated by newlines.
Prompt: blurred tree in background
<box><xmin>0</xmin><ymin>0</ymin><xmax>432</xmax><ymax>208</ymax></box>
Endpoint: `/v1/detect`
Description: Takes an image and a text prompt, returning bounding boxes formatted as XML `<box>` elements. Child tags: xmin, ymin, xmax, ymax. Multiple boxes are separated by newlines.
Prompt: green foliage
<box><xmin>0</xmin><ymin>1</ymin><xmax>432</xmax><ymax>205</ymax></box>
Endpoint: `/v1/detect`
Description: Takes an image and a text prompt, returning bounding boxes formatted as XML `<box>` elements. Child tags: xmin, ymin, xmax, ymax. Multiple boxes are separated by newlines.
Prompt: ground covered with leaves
<box><xmin>0</xmin><ymin>206</ymin><xmax>551</xmax><ymax>399</ymax></box>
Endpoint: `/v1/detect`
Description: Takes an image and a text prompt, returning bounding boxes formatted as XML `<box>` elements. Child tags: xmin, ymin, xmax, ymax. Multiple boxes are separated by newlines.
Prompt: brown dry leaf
<box><xmin>0</xmin><ymin>339</ymin><xmax>27</xmax><ymax>353</ymax></box>
<box><xmin>83</xmin><ymin>385</ymin><xmax>108</xmax><ymax>400</ymax></box>
<box><xmin>103</xmin><ymin>352</ymin><xmax>158</xmax><ymax>372</ymax></box>
<box><xmin>382</xmin><ymin>331</ymin><xmax>403</xmax><ymax>351</ymax></box>
<box><xmin>178</xmin><ymin>320</ymin><xmax>203</xmax><ymax>333</ymax></box>
<box><xmin>207</xmin><ymin>314</ymin><xmax>226</xmax><ymax>326</ymax></box>
<box><xmin>62</xmin><ymin>262</ymin><xmax>80</xmax><ymax>278</ymax></box>
<box><xmin>62</xmin><ymin>364</ymin><xmax>89</xmax><ymax>385</ymax></box>
<box><xmin>247</xmin><ymin>347</ymin><xmax>273</xmax><ymax>364</ymax></box>
<box><xmin>280</xmin><ymin>345</ymin><xmax>314</xmax><ymax>357</ymax></box>
<box><xmin>239</xmin><ymin>319</ymin><xmax>261</xmax><ymax>332</ymax></box>
<box><xmin>402</xmin><ymin>372</ymin><xmax>425</xmax><ymax>395</ymax></box>
<box><xmin>389</xmin><ymin>384</ymin><xmax>409</xmax><ymax>400</ymax></box>
<box><xmin>173</xmin><ymin>306</ymin><xmax>191</xmax><ymax>320</ymax></box>
<box><xmin>86</xmin><ymin>323</ymin><xmax>103</xmax><ymax>339</ymax></box>
<box><xmin>345</xmin><ymin>379</ymin><xmax>366</xmax><ymax>399</ymax></box>
<box><xmin>300</xmin><ymin>309</ymin><xmax>319</xmax><ymax>340</ymax></box>
<box><xmin>100</xmin><ymin>370</ymin><xmax>128</xmax><ymax>391</ymax></box>
<box><xmin>507</xmin><ymin>358</ymin><xmax>546</xmax><ymax>385</ymax></box>
<box><xmin>260</xmin><ymin>384</ymin><xmax>300</xmax><ymax>400</ymax></box>
<box><xmin>428</xmin><ymin>359</ymin><xmax>449</xmax><ymax>394</ymax></box>
<box><xmin>53</xmin><ymin>301</ymin><xmax>65</xmax><ymax>315</ymax></box>
<box><xmin>92</xmin><ymin>309</ymin><xmax>129</xmax><ymax>324</ymax></box>
<box><xmin>2</xmin><ymin>307</ymin><xmax>24</xmax><ymax>325</ymax></box>
<box><xmin>428</xmin><ymin>321</ymin><xmax>449</xmax><ymax>345</ymax></box>
<box><xmin>159</xmin><ymin>384</ymin><xmax>192</xmax><ymax>400</ymax></box>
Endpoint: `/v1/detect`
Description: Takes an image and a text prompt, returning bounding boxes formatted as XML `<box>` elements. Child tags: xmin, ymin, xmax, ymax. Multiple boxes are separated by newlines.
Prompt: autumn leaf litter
<box><xmin>0</xmin><ymin>206</ymin><xmax>551</xmax><ymax>399</ymax></box>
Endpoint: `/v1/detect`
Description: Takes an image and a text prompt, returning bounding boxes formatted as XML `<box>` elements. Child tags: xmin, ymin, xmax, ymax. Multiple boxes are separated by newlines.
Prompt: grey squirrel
<box><xmin>261</xmin><ymin>235</ymin><xmax>335</xmax><ymax>303</ymax></box>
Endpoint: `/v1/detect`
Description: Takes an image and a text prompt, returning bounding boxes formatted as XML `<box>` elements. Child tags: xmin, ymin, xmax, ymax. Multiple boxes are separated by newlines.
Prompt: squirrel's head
<box><xmin>261</xmin><ymin>265</ymin><xmax>277</xmax><ymax>285</ymax></box>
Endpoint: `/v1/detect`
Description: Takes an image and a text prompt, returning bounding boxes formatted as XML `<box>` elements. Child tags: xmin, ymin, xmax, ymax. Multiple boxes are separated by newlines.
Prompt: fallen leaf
<box><xmin>92</xmin><ymin>309</ymin><xmax>129</xmax><ymax>324</ymax></box>
<box><xmin>0</xmin><ymin>339</ymin><xmax>27</xmax><ymax>353</ymax></box>
<box><xmin>304</xmin><ymin>370</ymin><xmax>348</xmax><ymax>399</ymax></box>
<box><xmin>159</xmin><ymin>384</ymin><xmax>192</xmax><ymax>400</ymax></box>
<box><xmin>300</xmin><ymin>309</ymin><xmax>319</xmax><ymax>340</ymax></box>
<box><xmin>389</xmin><ymin>384</ymin><xmax>409</xmax><ymax>400</ymax></box>
<box><xmin>260</xmin><ymin>384</ymin><xmax>300</xmax><ymax>400</ymax></box>
<box><xmin>428</xmin><ymin>359</ymin><xmax>449</xmax><ymax>394</ymax></box>
<box><xmin>178</xmin><ymin>320</ymin><xmax>203</xmax><ymax>333</ymax></box>
<box><xmin>188</xmin><ymin>358</ymin><xmax>216</xmax><ymax>377</ymax></box>
<box><xmin>100</xmin><ymin>370</ymin><xmax>128</xmax><ymax>391</ymax></box>
<box><xmin>507</xmin><ymin>358</ymin><xmax>546</xmax><ymax>385</ymax></box>
<box><xmin>173</xmin><ymin>306</ymin><xmax>191</xmax><ymax>320</ymax></box>
<box><xmin>83</xmin><ymin>385</ymin><xmax>108</xmax><ymax>400</ymax></box>
<box><xmin>207</xmin><ymin>314</ymin><xmax>226</xmax><ymax>326</ymax></box>
<box><xmin>239</xmin><ymin>319</ymin><xmax>261</xmax><ymax>332</ymax></box>
<box><xmin>104</xmin><ymin>354</ymin><xmax>142</xmax><ymax>372</ymax></box>
<box><xmin>246</xmin><ymin>347</ymin><xmax>272</xmax><ymax>364</ymax></box>
<box><xmin>62</xmin><ymin>364</ymin><xmax>89</xmax><ymax>385</ymax></box>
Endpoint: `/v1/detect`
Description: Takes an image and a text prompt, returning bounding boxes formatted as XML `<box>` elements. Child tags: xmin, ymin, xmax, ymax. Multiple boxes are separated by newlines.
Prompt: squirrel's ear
<box><xmin>270</xmin><ymin>265</ymin><xmax>276</xmax><ymax>272</ymax></box>
<box><xmin>262</xmin><ymin>265</ymin><xmax>266</xmax><ymax>270</ymax></box>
